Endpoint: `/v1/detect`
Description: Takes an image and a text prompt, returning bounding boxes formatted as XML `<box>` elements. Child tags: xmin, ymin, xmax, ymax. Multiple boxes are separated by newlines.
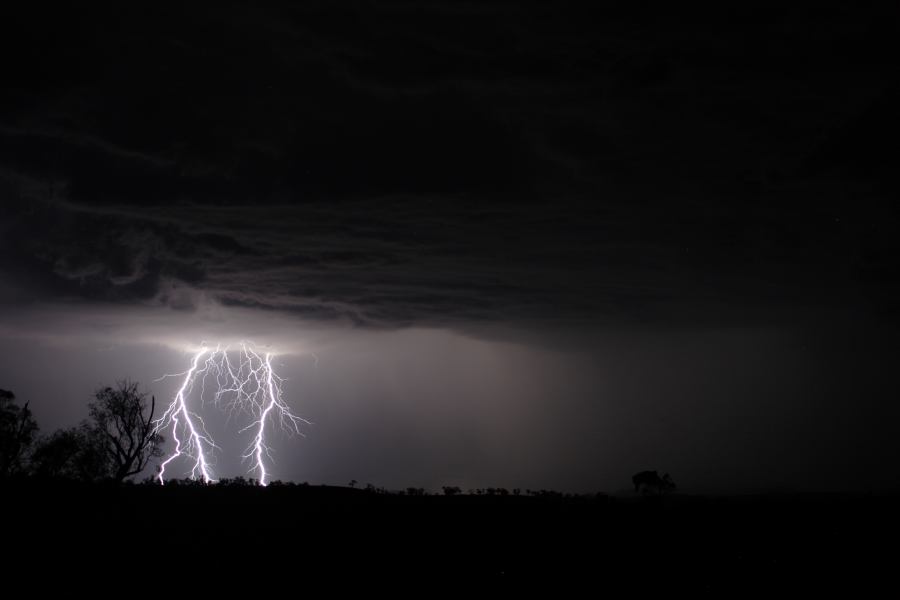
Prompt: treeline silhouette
<box><xmin>1</xmin><ymin>380</ymin><xmax>161</xmax><ymax>483</ymax></box>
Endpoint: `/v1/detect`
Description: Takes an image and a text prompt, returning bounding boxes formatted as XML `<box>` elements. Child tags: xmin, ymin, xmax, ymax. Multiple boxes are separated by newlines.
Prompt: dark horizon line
<box><xmin>5</xmin><ymin>474</ymin><xmax>899</xmax><ymax>499</ymax></box>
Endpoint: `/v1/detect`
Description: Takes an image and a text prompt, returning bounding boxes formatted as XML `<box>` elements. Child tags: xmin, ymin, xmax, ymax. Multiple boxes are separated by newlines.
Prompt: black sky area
<box><xmin>1</xmin><ymin>2</ymin><xmax>898</xmax><ymax>493</ymax></box>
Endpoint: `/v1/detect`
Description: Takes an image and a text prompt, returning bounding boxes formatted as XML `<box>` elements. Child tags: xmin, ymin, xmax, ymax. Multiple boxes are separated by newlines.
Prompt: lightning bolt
<box><xmin>154</xmin><ymin>342</ymin><xmax>309</xmax><ymax>486</ymax></box>
<box><xmin>155</xmin><ymin>347</ymin><xmax>217</xmax><ymax>483</ymax></box>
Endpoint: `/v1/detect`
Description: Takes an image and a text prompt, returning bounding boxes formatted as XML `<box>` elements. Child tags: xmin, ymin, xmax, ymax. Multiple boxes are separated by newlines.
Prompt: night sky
<box><xmin>1</xmin><ymin>2</ymin><xmax>898</xmax><ymax>493</ymax></box>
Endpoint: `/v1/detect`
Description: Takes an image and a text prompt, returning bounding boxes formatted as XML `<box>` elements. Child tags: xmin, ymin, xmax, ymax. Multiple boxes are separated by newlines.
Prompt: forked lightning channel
<box><xmin>153</xmin><ymin>342</ymin><xmax>308</xmax><ymax>486</ymax></box>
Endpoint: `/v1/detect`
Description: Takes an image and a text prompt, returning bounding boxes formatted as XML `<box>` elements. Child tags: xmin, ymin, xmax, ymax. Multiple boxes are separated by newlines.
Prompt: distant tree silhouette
<box><xmin>349</xmin><ymin>479</ymin><xmax>358</xmax><ymax>488</ymax></box>
<box><xmin>632</xmin><ymin>470</ymin><xmax>676</xmax><ymax>496</ymax></box>
<box><xmin>31</xmin><ymin>425</ymin><xmax>110</xmax><ymax>481</ymax></box>
<box><xmin>218</xmin><ymin>476</ymin><xmax>253</xmax><ymax>486</ymax></box>
<box><xmin>442</xmin><ymin>486</ymin><xmax>461</xmax><ymax>496</ymax></box>
<box><xmin>0</xmin><ymin>389</ymin><xmax>39</xmax><ymax>477</ymax></box>
<box><xmin>88</xmin><ymin>380</ymin><xmax>164</xmax><ymax>482</ymax></box>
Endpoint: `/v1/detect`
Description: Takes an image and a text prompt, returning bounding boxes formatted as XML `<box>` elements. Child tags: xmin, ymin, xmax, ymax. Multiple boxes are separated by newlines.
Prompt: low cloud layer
<box><xmin>1</xmin><ymin>3</ymin><xmax>897</xmax><ymax>334</ymax></box>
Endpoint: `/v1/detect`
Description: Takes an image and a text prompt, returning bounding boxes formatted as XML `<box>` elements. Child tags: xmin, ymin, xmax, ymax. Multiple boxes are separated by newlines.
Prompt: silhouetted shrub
<box><xmin>0</xmin><ymin>389</ymin><xmax>39</xmax><ymax>477</ymax></box>
<box><xmin>31</xmin><ymin>425</ymin><xmax>110</xmax><ymax>481</ymax></box>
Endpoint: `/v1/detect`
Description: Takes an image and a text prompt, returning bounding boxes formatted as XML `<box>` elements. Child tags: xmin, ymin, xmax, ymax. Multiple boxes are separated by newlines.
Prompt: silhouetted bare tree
<box><xmin>88</xmin><ymin>380</ymin><xmax>164</xmax><ymax>482</ymax></box>
<box><xmin>0</xmin><ymin>389</ymin><xmax>39</xmax><ymax>477</ymax></box>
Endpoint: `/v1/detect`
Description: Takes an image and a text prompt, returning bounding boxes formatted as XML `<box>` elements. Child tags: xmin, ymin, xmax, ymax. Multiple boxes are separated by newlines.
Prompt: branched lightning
<box><xmin>154</xmin><ymin>342</ymin><xmax>309</xmax><ymax>486</ymax></box>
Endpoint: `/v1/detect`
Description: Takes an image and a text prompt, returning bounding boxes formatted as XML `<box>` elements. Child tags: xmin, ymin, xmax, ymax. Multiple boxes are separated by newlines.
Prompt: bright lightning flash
<box><xmin>154</xmin><ymin>342</ymin><xmax>309</xmax><ymax>486</ymax></box>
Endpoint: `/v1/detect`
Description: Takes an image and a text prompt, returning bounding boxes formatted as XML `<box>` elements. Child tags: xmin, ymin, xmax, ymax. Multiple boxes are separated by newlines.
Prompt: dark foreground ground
<box><xmin>2</xmin><ymin>481</ymin><xmax>898</xmax><ymax>591</ymax></box>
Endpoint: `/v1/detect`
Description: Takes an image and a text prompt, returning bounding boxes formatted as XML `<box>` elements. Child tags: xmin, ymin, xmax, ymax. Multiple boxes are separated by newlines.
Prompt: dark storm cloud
<box><xmin>1</xmin><ymin>2</ymin><xmax>897</xmax><ymax>329</ymax></box>
<box><xmin>2</xmin><ymin>2</ymin><xmax>900</xmax><ymax>494</ymax></box>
